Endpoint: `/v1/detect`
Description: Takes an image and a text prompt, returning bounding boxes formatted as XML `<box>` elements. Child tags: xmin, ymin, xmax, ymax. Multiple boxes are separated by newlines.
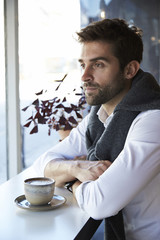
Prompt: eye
<box><xmin>95</xmin><ymin>63</ymin><xmax>101</xmax><ymax>67</ymax></box>
<box><xmin>80</xmin><ymin>63</ymin><xmax>85</xmax><ymax>69</ymax></box>
<box><xmin>93</xmin><ymin>62</ymin><xmax>103</xmax><ymax>68</ymax></box>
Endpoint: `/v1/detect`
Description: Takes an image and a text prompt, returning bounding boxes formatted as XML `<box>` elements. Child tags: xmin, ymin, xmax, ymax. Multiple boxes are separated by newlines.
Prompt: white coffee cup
<box><xmin>24</xmin><ymin>177</ymin><xmax>55</xmax><ymax>205</ymax></box>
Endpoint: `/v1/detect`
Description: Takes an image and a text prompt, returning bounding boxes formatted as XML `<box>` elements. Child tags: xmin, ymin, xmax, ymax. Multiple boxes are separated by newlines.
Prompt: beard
<box><xmin>83</xmin><ymin>74</ymin><xmax>126</xmax><ymax>106</ymax></box>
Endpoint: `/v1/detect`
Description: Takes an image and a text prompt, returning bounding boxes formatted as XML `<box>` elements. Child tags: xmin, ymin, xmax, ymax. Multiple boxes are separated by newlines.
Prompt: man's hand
<box><xmin>73</xmin><ymin>160</ymin><xmax>112</xmax><ymax>182</ymax></box>
<box><xmin>71</xmin><ymin>160</ymin><xmax>111</xmax><ymax>199</ymax></box>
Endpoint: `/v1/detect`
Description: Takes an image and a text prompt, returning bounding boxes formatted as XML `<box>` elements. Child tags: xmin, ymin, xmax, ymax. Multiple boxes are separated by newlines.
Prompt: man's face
<box><xmin>79</xmin><ymin>41</ymin><xmax>128</xmax><ymax>106</ymax></box>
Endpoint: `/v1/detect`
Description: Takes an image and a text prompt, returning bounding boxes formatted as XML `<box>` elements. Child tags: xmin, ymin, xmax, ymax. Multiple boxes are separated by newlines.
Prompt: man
<box><xmin>33</xmin><ymin>19</ymin><xmax>160</xmax><ymax>240</ymax></box>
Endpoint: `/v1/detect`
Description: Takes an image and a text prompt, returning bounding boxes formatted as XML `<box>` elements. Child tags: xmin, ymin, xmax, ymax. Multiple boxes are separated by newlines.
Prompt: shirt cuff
<box><xmin>75</xmin><ymin>180</ymin><xmax>92</xmax><ymax>210</ymax></box>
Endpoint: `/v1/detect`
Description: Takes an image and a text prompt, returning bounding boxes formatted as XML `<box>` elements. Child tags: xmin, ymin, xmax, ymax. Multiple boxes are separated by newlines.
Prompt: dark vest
<box><xmin>85</xmin><ymin>69</ymin><xmax>160</xmax><ymax>240</ymax></box>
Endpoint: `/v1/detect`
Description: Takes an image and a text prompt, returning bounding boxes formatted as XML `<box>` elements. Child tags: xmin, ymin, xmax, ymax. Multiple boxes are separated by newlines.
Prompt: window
<box><xmin>0</xmin><ymin>0</ymin><xmax>7</xmax><ymax>184</ymax></box>
<box><xmin>19</xmin><ymin>0</ymin><xmax>81</xmax><ymax>169</ymax></box>
<box><xmin>80</xmin><ymin>0</ymin><xmax>160</xmax><ymax>82</ymax></box>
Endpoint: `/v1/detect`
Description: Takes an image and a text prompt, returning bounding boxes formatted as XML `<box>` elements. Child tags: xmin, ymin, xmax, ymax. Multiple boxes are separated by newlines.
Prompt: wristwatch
<box><xmin>64</xmin><ymin>180</ymin><xmax>77</xmax><ymax>193</ymax></box>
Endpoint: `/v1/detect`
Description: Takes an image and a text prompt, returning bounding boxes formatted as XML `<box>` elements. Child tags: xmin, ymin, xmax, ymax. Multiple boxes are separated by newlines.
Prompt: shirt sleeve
<box><xmin>75</xmin><ymin>110</ymin><xmax>160</xmax><ymax>220</ymax></box>
<box><xmin>32</xmin><ymin>113</ymin><xmax>89</xmax><ymax>176</ymax></box>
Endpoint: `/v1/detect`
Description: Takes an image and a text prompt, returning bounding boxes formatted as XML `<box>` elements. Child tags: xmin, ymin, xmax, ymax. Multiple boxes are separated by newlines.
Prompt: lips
<box><xmin>83</xmin><ymin>83</ymin><xmax>98</xmax><ymax>90</ymax></box>
<box><xmin>84</xmin><ymin>86</ymin><xmax>98</xmax><ymax>94</ymax></box>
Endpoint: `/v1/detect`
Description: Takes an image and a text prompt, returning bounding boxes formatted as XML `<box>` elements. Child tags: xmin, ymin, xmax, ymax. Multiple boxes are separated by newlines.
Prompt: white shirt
<box><xmin>33</xmin><ymin>109</ymin><xmax>160</xmax><ymax>240</ymax></box>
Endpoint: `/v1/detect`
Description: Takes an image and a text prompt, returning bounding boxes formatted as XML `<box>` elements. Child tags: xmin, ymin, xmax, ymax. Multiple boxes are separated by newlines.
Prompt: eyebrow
<box><xmin>78</xmin><ymin>57</ymin><xmax>109</xmax><ymax>63</ymax></box>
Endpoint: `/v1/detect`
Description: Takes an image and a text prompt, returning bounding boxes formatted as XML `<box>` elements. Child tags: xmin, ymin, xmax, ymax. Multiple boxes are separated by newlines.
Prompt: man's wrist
<box><xmin>72</xmin><ymin>180</ymin><xmax>81</xmax><ymax>196</ymax></box>
<box><xmin>64</xmin><ymin>180</ymin><xmax>77</xmax><ymax>193</ymax></box>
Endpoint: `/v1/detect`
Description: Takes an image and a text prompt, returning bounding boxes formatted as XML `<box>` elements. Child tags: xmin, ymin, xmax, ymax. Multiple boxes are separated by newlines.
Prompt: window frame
<box><xmin>4</xmin><ymin>0</ymin><xmax>22</xmax><ymax>179</ymax></box>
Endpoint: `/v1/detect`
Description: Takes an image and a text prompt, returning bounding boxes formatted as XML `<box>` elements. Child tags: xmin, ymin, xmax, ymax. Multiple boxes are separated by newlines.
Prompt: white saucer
<box><xmin>15</xmin><ymin>194</ymin><xmax>66</xmax><ymax>211</ymax></box>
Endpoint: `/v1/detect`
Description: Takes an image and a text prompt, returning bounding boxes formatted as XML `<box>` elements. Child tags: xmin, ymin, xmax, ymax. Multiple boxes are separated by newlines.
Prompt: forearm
<box><xmin>44</xmin><ymin>158</ymin><xmax>111</xmax><ymax>187</ymax></box>
<box><xmin>44</xmin><ymin>158</ymin><xmax>78</xmax><ymax>187</ymax></box>
<box><xmin>33</xmin><ymin>116</ymin><xmax>89</xmax><ymax>180</ymax></box>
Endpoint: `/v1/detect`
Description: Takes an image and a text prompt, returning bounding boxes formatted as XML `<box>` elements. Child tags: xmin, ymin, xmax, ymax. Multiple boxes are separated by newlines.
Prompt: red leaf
<box><xmin>62</xmin><ymin>97</ymin><xmax>66</xmax><ymax>102</ymax></box>
<box><xmin>32</xmin><ymin>99</ymin><xmax>39</xmax><ymax>106</ymax></box>
<box><xmin>71</xmin><ymin>104</ymin><xmax>77</xmax><ymax>108</ymax></box>
<box><xmin>56</xmin><ymin>104</ymin><xmax>64</xmax><ymax>108</ymax></box>
<box><xmin>68</xmin><ymin>116</ymin><xmax>77</xmax><ymax>124</ymax></box>
<box><xmin>42</xmin><ymin>100</ymin><xmax>49</xmax><ymax>105</ymax></box>
<box><xmin>59</xmin><ymin>116</ymin><xmax>66</xmax><ymax>125</ymax></box>
<box><xmin>76</xmin><ymin>112</ymin><xmax>82</xmax><ymax>119</ymax></box>
<box><xmin>38</xmin><ymin>116</ymin><xmax>47</xmax><ymax>124</ymax></box>
<box><xmin>64</xmin><ymin>122</ymin><xmax>72</xmax><ymax>131</ymax></box>
<box><xmin>23</xmin><ymin>121</ymin><xmax>32</xmax><ymax>128</ymax></box>
<box><xmin>55</xmin><ymin>99</ymin><xmax>61</xmax><ymax>103</ymax></box>
<box><xmin>30</xmin><ymin>125</ymin><xmax>38</xmax><ymax>134</ymax></box>
<box><xmin>34</xmin><ymin>112</ymin><xmax>41</xmax><ymax>119</ymax></box>
<box><xmin>64</xmin><ymin>107</ymin><xmax>72</xmax><ymax>113</ymax></box>
<box><xmin>22</xmin><ymin>106</ymin><xmax>29</xmax><ymax>111</ymax></box>
<box><xmin>27</xmin><ymin>116</ymin><xmax>33</xmax><ymax>121</ymax></box>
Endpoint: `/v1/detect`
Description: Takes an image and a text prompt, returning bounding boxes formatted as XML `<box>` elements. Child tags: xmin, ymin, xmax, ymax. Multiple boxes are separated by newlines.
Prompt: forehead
<box><xmin>80</xmin><ymin>41</ymin><xmax>114</xmax><ymax>60</ymax></box>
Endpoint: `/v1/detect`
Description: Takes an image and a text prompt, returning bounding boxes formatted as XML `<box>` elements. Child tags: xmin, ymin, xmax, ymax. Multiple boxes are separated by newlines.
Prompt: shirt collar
<box><xmin>97</xmin><ymin>106</ymin><xmax>114</xmax><ymax>128</ymax></box>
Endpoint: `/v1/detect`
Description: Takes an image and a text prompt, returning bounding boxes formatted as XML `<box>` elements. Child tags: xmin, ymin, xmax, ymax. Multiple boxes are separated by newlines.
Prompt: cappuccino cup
<box><xmin>24</xmin><ymin>177</ymin><xmax>55</xmax><ymax>205</ymax></box>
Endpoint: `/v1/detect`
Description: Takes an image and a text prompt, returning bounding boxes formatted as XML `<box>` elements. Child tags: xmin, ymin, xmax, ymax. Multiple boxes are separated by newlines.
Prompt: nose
<box><xmin>81</xmin><ymin>66</ymin><xmax>93</xmax><ymax>83</ymax></box>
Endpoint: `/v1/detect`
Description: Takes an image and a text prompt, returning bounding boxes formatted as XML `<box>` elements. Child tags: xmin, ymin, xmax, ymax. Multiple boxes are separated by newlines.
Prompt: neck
<box><xmin>102</xmin><ymin>81</ymin><xmax>131</xmax><ymax>115</ymax></box>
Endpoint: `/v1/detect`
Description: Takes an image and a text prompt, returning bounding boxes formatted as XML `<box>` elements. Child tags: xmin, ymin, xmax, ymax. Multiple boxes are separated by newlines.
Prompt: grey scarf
<box><xmin>85</xmin><ymin>69</ymin><xmax>160</xmax><ymax>240</ymax></box>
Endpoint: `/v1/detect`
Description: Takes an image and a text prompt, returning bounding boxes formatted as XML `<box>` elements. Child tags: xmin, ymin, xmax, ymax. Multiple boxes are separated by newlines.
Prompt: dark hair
<box><xmin>76</xmin><ymin>18</ymin><xmax>143</xmax><ymax>70</ymax></box>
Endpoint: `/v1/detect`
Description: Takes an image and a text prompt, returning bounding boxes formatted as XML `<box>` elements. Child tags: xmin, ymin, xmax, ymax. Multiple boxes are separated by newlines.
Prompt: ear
<box><xmin>124</xmin><ymin>61</ymin><xmax>140</xmax><ymax>79</ymax></box>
